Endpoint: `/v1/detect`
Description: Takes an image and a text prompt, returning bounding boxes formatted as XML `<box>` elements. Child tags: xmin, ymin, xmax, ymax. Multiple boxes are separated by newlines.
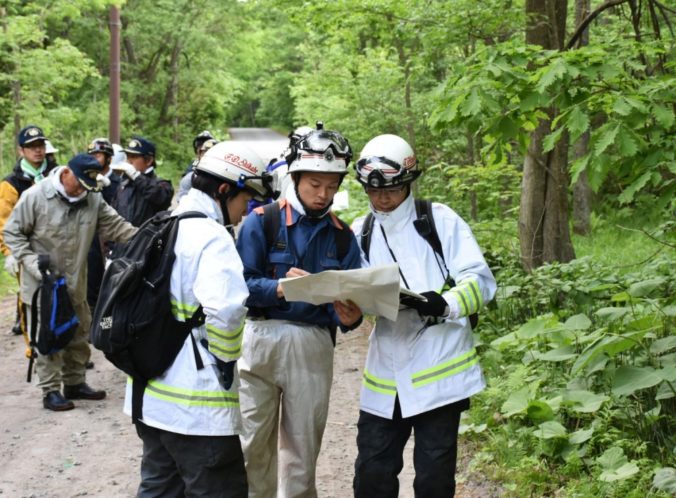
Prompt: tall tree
<box><xmin>519</xmin><ymin>0</ymin><xmax>575</xmax><ymax>270</ymax></box>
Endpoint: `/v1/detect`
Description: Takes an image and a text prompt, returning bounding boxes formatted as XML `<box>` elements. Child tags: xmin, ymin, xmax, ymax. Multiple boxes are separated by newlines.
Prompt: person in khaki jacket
<box><xmin>0</xmin><ymin>125</ymin><xmax>57</xmax><ymax>336</ymax></box>
<box><xmin>4</xmin><ymin>154</ymin><xmax>137</xmax><ymax>411</ymax></box>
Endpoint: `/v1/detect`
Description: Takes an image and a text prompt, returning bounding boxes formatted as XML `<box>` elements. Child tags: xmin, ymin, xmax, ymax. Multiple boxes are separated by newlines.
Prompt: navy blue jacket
<box><xmin>236</xmin><ymin>200</ymin><xmax>361</xmax><ymax>330</ymax></box>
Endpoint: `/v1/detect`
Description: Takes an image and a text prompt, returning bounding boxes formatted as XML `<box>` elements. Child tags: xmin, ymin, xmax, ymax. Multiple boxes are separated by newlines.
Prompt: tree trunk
<box><xmin>572</xmin><ymin>0</ymin><xmax>593</xmax><ymax>235</ymax></box>
<box><xmin>520</xmin><ymin>0</ymin><xmax>575</xmax><ymax>270</ymax></box>
<box><xmin>159</xmin><ymin>39</ymin><xmax>181</xmax><ymax>133</ymax></box>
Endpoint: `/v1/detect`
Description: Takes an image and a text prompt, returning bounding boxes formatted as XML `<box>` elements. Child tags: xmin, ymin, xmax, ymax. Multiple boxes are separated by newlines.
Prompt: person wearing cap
<box><xmin>0</xmin><ymin>125</ymin><xmax>59</xmax><ymax>336</ymax></box>
<box><xmin>351</xmin><ymin>135</ymin><xmax>496</xmax><ymax>498</ymax></box>
<box><xmin>126</xmin><ymin>142</ymin><xmax>273</xmax><ymax>497</ymax></box>
<box><xmin>235</xmin><ymin>123</ymin><xmax>363</xmax><ymax>498</ymax></box>
<box><xmin>110</xmin><ymin>135</ymin><xmax>173</xmax><ymax>230</ymax></box>
<box><xmin>44</xmin><ymin>140</ymin><xmax>59</xmax><ymax>170</ymax></box>
<box><xmin>86</xmin><ymin>138</ymin><xmax>123</xmax><ymax>311</ymax></box>
<box><xmin>176</xmin><ymin>137</ymin><xmax>218</xmax><ymax>202</ymax></box>
<box><xmin>4</xmin><ymin>153</ymin><xmax>137</xmax><ymax>411</ymax></box>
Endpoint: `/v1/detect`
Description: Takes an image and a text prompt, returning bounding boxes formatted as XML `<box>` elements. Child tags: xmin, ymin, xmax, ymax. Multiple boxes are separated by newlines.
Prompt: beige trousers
<box><xmin>238</xmin><ymin>320</ymin><xmax>334</xmax><ymax>498</ymax></box>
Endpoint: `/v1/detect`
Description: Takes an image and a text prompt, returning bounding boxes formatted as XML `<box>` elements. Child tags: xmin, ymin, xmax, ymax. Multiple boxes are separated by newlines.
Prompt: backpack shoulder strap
<box><xmin>414</xmin><ymin>199</ymin><xmax>444</xmax><ymax>263</ymax></box>
<box><xmin>329</xmin><ymin>213</ymin><xmax>352</xmax><ymax>261</ymax></box>
<box><xmin>360</xmin><ymin>213</ymin><xmax>375</xmax><ymax>262</ymax></box>
<box><xmin>261</xmin><ymin>201</ymin><xmax>282</xmax><ymax>251</ymax></box>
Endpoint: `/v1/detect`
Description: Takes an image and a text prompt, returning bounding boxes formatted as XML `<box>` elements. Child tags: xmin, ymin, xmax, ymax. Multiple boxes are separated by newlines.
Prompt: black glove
<box><xmin>407</xmin><ymin>291</ymin><xmax>449</xmax><ymax>318</ymax></box>
<box><xmin>216</xmin><ymin>360</ymin><xmax>237</xmax><ymax>391</ymax></box>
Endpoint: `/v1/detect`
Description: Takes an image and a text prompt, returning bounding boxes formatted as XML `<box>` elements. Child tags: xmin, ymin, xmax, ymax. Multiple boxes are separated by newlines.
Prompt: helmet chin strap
<box><xmin>217</xmin><ymin>188</ymin><xmax>239</xmax><ymax>235</ymax></box>
<box><xmin>292</xmin><ymin>179</ymin><xmax>332</xmax><ymax>219</ymax></box>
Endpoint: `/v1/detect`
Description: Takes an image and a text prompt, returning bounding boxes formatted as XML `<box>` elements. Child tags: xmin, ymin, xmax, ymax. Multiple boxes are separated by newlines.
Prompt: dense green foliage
<box><xmin>1</xmin><ymin>0</ymin><xmax>674</xmax><ymax>495</ymax></box>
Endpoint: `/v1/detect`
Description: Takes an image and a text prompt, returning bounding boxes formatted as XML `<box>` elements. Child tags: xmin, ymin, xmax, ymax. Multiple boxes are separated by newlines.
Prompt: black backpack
<box><xmin>360</xmin><ymin>199</ymin><xmax>479</xmax><ymax>328</ymax></box>
<box><xmin>26</xmin><ymin>255</ymin><xmax>79</xmax><ymax>382</ymax></box>
<box><xmin>90</xmin><ymin>210</ymin><xmax>207</xmax><ymax>422</ymax></box>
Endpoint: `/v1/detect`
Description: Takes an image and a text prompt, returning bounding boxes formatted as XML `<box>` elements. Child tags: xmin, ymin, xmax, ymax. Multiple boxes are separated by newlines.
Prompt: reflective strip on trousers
<box><xmin>363</xmin><ymin>368</ymin><xmax>397</xmax><ymax>396</ymax></box>
<box><xmin>411</xmin><ymin>348</ymin><xmax>479</xmax><ymax>388</ymax></box>
<box><xmin>130</xmin><ymin>377</ymin><xmax>239</xmax><ymax>407</ymax></box>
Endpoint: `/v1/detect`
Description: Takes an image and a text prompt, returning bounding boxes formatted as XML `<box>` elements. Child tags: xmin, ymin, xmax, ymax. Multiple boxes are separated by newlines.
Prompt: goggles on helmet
<box><xmin>296</xmin><ymin>131</ymin><xmax>352</xmax><ymax>160</ymax></box>
<box><xmin>235</xmin><ymin>172</ymin><xmax>274</xmax><ymax>202</ymax></box>
<box><xmin>356</xmin><ymin>156</ymin><xmax>420</xmax><ymax>188</ymax></box>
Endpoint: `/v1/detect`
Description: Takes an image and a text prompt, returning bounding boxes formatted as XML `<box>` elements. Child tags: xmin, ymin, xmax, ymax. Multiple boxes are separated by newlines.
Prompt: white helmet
<box><xmin>355</xmin><ymin>134</ymin><xmax>420</xmax><ymax>188</ymax></box>
<box><xmin>288</xmin><ymin>125</ymin><xmax>313</xmax><ymax>144</ymax></box>
<box><xmin>44</xmin><ymin>140</ymin><xmax>58</xmax><ymax>155</ymax></box>
<box><xmin>196</xmin><ymin>141</ymin><xmax>273</xmax><ymax>201</ymax></box>
<box><xmin>286</xmin><ymin>122</ymin><xmax>352</xmax><ymax>176</ymax></box>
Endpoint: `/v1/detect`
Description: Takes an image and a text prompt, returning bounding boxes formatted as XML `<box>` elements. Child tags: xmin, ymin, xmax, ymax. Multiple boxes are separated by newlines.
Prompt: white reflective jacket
<box><xmin>123</xmin><ymin>188</ymin><xmax>249</xmax><ymax>435</ymax></box>
<box><xmin>352</xmin><ymin>194</ymin><xmax>497</xmax><ymax>419</ymax></box>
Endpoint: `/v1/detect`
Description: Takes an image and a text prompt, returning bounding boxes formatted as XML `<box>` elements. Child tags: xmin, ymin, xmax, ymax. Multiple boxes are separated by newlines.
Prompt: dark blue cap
<box><xmin>68</xmin><ymin>153</ymin><xmax>103</xmax><ymax>192</ymax></box>
<box><xmin>18</xmin><ymin>125</ymin><xmax>47</xmax><ymax>147</ymax></box>
<box><xmin>123</xmin><ymin>136</ymin><xmax>156</xmax><ymax>157</ymax></box>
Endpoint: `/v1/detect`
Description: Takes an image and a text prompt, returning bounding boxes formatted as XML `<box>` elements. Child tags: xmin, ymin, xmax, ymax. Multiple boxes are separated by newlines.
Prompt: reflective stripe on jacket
<box><xmin>352</xmin><ymin>194</ymin><xmax>497</xmax><ymax>419</ymax></box>
<box><xmin>123</xmin><ymin>188</ymin><xmax>249</xmax><ymax>436</ymax></box>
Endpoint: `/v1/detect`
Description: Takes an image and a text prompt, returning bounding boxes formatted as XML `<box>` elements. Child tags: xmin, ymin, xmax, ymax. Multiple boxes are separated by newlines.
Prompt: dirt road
<box><xmin>0</xmin><ymin>293</ymin><xmax>500</xmax><ymax>498</ymax></box>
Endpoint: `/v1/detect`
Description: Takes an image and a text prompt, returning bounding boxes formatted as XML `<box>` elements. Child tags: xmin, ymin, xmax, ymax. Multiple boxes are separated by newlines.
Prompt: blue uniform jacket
<box><xmin>236</xmin><ymin>200</ymin><xmax>361</xmax><ymax>330</ymax></box>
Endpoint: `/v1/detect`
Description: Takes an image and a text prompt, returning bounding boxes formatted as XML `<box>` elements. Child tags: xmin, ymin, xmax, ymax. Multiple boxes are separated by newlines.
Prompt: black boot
<box><xmin>64</xmin><ymin>383</ymin><xmax>106</xmax><ymax>400</ymax></box>
<box><xmin>43</xmin><ymin>391</ymin><xmax>75</xmax><ymax>411</ymax></box>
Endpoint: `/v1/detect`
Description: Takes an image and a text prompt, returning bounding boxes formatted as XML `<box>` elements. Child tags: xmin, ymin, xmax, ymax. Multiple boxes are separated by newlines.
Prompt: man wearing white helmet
<box><xmin>125</xmin><ymin>142</ymin><xmax>273</xmax><ymax>497</ymax></box>
<box><xmin>236</xmin><ymin>123</ymin><xmax>363</xmax><ymax>498</ymax></box>
<box><xmin>351</xmin><ymin>134</ymin><xmax>497</xmax><ymax>498</ymax></box>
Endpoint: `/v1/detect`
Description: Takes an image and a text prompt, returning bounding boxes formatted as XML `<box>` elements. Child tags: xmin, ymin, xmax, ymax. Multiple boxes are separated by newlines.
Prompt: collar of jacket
<box><xmin>44</xmin><ymin>167</ymin><xmax>90</xmax><ymax>207</ymax></box>
<box><xmin>371</xmin><ymin>192</ymin><xmax>415</xmax><ymax>232</ymax></box>
<box><xmin>174</xmin><ymin>188</ymin><xmax>223</xmax><ymax>224</ymax></box>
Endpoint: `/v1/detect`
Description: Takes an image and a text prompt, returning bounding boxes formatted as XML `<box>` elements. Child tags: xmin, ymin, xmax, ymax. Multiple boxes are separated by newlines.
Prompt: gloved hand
<box><xmin>111</xmin><ymin>162</ymin><xmax>140</xmax><ymax>180</ymax></box>
<box><xmin>407</xmin><ymin>291</ymin><xmax>449</xmax><ymax>318</ymax></box>
<box><xmin>217</xmin><ymin>361</ymin><xmax>237</xmax><ymax>390</ymax></box>
<box><xmin>96</xmin><ymin>173</ymin><xmax>111</xmax><ymax>190</ymax></box>
<box><xmin>3</xmin><ymin>254</ymin><xmax>18</xmax><ymax>275</ymax></box>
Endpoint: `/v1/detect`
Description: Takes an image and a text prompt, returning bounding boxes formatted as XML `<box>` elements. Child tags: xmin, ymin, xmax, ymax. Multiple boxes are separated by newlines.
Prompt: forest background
<box><xmin>0</xmin><ymin>0</ymin><xmax>674</xmax><ymax>496</ymax></box>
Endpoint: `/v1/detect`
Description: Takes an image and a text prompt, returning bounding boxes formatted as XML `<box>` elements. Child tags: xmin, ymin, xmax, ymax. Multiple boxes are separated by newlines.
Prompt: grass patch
<box><xmin>0</xmin><ymin>256</ymin><xmax>19</xmax><ymax>297</ymax></box>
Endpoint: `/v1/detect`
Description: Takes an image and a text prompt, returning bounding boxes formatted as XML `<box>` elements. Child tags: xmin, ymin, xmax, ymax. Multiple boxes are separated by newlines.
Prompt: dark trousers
<box><xmin>135</xmin><ymin>422</ymin><xmax>248</xmax><ymax>498</ymax></box>
<box><xmin>353</xmin><ymin>397</ymin><xmax>469</xmax><ymax>498</ymax></box>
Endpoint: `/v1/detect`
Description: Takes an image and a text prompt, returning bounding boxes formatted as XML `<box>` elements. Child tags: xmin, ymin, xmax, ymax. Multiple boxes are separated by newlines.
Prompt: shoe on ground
<box><xmin>85</xmin><ymin>361</ymin><xmax>94</xmax><ymax>369</ymax></box>
<box><xmin>43</xmin><ymin>391</ymin><xmax>75</xmax><ymax>411</ymax></box>
<box><xmin>11</xmin><ymin>321</ymin><xmax>22</xmax><ymax>335</ymax></box>
<box><xmin>63</xmin><ymin>383</ymin><xmax>106</xmax><ymax>400</ymax></box>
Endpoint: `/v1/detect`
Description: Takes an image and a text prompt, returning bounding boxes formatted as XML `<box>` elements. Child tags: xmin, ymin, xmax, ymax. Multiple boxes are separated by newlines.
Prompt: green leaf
<box><xmin>501</xmin><ymin>387</ymin><xmax>530</xmax><ymax>417</ymax></box>
<box><xmin>564</xmin><ymin>390</ymin><xmax>609</xmax><ymax>413</ymax></box>
<box><xmin>652</xmin><ymin>105</ymin><xmax>674</xmax><ymax>129</ymax></box>
<box><xmin>527</xmin><ymin>400</ymin><xmax>554</xmax><ymax>424</ymax></box>
<box><xmin>569</xmin><ymin>427</ymin><xmax>594</xmax><ymax>445</ymax></box>
<box><xmin>543</xmin><ymin>125</ymin><xmax>565</xmax><ymax>153</ymax></box>
<box><xmin>564</xmin><ymin>314</ymin><xmax>591</xmax><ymax>331</ymax></box>
<box><xmin>655</xmin><ymin>382</ymin><xmax>675</xmax><ymax>400</ymax></box>
<box><xmin>536</xmin><ymin>58</ymin><xmax>568</xmax><ymax>92</ymax></box>
<box><xmin>657</xmin><ymin>365</ymin><xmax>676</xmax><ymax>383</ymax></box>
<box><xmin>534</xmin><ymin>346</ymin><xmax>577</xmax><ymax>362</ymax></box>
<box><xmin>653</xmin><ymin>467</ymin><xmax>676</xmax><ymax>494</ymax></box>
<box><xmin>627</xmin><ymin>277</ymin><xmax>666</xmax><ymax>297</ymax></box>
<box><xmin>565</xmin><ymin>106</ymin><xmax>590</xmax><ymax>142</ymax></box>
<box><xmin>460</xmin><ymin>88</ymin><xmax>482</xmax><ymax>117</ymax></box>
<box><xmin>612</xmin><ymin>366</ymin><xmax>662</xmax><ymax>396</ymax></box>
<box><xmin>596</xmin><ymin>446</ymin><xmax>640</xmax><ymax>481</ymax></box>
<box><xmin>618</xmin><ymin>171</ymin><xmax>653</xmax><ymax>204</ymax></box>
<box><xmin>599</xmin><ymin>462</ymin><xmax>640</xmax><ymax>482</ymax></box>
<box><xmin>617</xmin><ymin>127</ymin><xmax>638</xmax><ymax>157</ymax></box>
<box><xmin>534</xmin><ymin>421</ymin><xmax>567</xmax><ymax>439</ymax></box>
<box><xmin>516</xmin><ymin>316</ymin><xmax>557</xmax><ymax>340</ymax></box>
<box><xmin>594</xmin><ymin>307</ymin><xmax>630</xmax><ymax>322</ymax></box>
<box><xmin>598</xmin><ymin>447</ymin><xmax>627</xmax><ymax>470</ymax></box>
<box><xmin>496</xmin><ymin>116</ymin><xmax>519</xmax><ymax>140</ymax></box>
<box><xmin>593</xmin><ymin>123</ymin><xmax>619</xmax><ymax>157</ymax></box>
<box><xmin>651</xmin><ymin>336</ymin><xmax>676</xmax><ymax>355</ymax></box>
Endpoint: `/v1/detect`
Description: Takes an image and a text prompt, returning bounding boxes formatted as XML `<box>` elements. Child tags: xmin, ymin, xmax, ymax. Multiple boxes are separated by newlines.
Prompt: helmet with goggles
<box><xmin>192</xmin><ymin>130</ymin><xmax>215</xmax><ymax>153</ymax></box>
<box><xmin>87</xmin><ymin>137</ymin><xmax>114</xmax><ymax>157</ymax></box>
<box><xmin>286</xmin><ymin>122</ymin><xmax>352</xmax><ymax>176</ymax></box>
<box><xmin>355</xmin><ymin>134</ymin><xmax>420</xmax><ymax>189</ymax></box>
<box><xmin>195</xmin><ymin>142</ymin><xmax>273</xmax><ymax>202</ymax></box>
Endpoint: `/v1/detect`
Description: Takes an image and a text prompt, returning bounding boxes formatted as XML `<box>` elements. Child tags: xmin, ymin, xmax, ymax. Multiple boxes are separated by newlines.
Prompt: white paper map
<box><xmin>279</xmin><ymin>263</ymin><xmax>401</xmax><ymax>321</ymax></box>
